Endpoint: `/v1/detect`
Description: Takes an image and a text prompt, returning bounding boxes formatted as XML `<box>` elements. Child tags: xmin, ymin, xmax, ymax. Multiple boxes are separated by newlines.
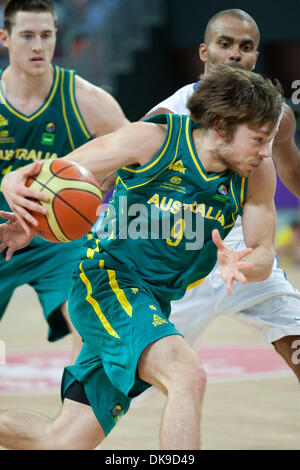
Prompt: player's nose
<box><xmin>32</xmin><ymin>36</ymin><xmax>43</xmax><ymax>51</ymax></box>
<box><xmin>258</xmin><ymin>142</ymin><xmax>272</xmax><ymax>159</ymax></box>
<box><xmin>229</xmin><ymin>45</ymin><xmax>242</xmax><ymax>61</ymax></box>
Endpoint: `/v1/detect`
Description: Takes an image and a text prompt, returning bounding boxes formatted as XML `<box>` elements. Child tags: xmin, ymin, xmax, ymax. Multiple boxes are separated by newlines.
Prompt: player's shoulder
<box><xmin>72</xmin><ymin>74</ymin><xmax>128</xmax><ymax>136</ymax></box>
<box><xmin>115</xmin><ymin>121</ymin><xmax>168</xmax><ymax>166</ymax></box>
<box><xmin>124</xmin><ymin>120</ymin><xmax>167</xmax><ymax>142</ymax></box>
<box><xmin>74</xmin><ymin>74</ymin><xmax>110</xmax><ymax>100</ymax></box>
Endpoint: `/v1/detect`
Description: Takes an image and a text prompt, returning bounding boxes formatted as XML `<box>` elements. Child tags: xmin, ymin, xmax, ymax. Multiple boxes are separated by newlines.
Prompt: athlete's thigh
<box><xmin>138</xmin><ymin>334</ymin><xmax>201</xmax><ymax>392</ymax></box>
<box><xmin>62</xmin><ymin>345</ymin><xmax>131</xmax><ymax>437</ymax></box>
<box><xmin>68</xmin><ymin>267</ymin><xmax>180</xmax><ymax>398</ymax></box>
<box><xmin>53</xmin><ymin>398</ymin><xmax>105</xmax><ymax>449</ymax></box>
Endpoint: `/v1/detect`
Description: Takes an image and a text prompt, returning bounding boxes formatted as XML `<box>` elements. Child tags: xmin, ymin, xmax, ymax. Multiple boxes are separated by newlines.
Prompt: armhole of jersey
<box><xmin>121</xmin><ymin>113</ymin><xmax>175</xmax><ymax>174</ymax></box>
<box><xmin>117</xmin><ymin>114</ymin><xmax>184</xmax><ymax>190</ymax></box>
<box><xmin>69</xmin><ymin>71</ymin><xmax>92</xmax><ymax>140</ymax></box>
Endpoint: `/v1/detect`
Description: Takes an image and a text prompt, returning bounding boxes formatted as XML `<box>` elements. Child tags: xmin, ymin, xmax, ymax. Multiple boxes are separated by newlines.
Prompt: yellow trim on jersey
<box><xmin>69</xmin><ymin>71</ymin><xmax>92</xmax><ymax>140</ymax></box>
<box><xmin>99</xmin><ymin>259</ymin><xmax>105</xmax><ymax>269</ymax></box>
<box><xmin>86</xmin><ymin>239</ymin><xmax>100</xmax><ymax>259</ymax></box>
<box><xmin>185</xmin><ymin>117</ymin><xmax>226</xmax><ymax>181</ymax></box>
<box><xmin>115</xmin><ymin>115</ymin><xmax>183</xmax><ymax>190</ymax></box>
<box><xmin>122</xmin><ymin>113</ymin><xmax>174</xmax><ymax>173</ymax></box>
<box><xmin>224</xmin><ymin>176</ymin><xmax>239</xmax><ymax>229</ymax></box>
<box><xmin>60</xmin><ymin>69</ymin><xmax>75</xmax><ymax>150</ymax></box>
<box><xmin>240</xmin><ymin>177</ymin><xmax>246</xmax><ymax>207</ymax></box>
<box><xmin>107</xmin><ymin>269</ymin><xmax>133</xmax><ymax>317</ymax></box>
<box><xmin>0</xmin><ymin>66</ymin><xmax>60</xmax><ymax>122</ymax></box>
<box><xmin>79</xmin><ymin>262</ymin><xmax>120</xmax><ymax>338</ymax></box>
<box><xmin>187</xmin><ymin>277</ymin><xmax>205</xmax><ymax>290</ymax></box>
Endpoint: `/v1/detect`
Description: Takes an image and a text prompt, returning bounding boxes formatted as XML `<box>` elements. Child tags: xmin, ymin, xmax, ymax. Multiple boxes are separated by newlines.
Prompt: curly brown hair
<box><xmin>187</xmin><ymin>64</ymin><xmax>284</xmax><ymax>140</ymax></box>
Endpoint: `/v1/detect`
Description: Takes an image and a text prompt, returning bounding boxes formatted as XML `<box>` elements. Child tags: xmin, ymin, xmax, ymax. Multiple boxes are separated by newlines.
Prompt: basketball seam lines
<box><xmin>31</xmin><ymin>175</ymin><xmax>96</xmax><ymax>227</ymax></box>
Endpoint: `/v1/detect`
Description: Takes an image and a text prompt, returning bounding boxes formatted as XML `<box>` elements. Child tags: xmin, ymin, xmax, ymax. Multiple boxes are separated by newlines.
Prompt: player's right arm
<box><xmin>272</xmin><ymin>103</ymin><xmax>300</xmax><ymax>198</ymax></box>
<box><xmin>240</xmin><ymin>158</ymin><xmax>277</xmax><ymax>282</ymax></box>
<box><xmin>1</xmin><ymin>122</ymin><xmax>167</xmax><ymax>229</ymax></box>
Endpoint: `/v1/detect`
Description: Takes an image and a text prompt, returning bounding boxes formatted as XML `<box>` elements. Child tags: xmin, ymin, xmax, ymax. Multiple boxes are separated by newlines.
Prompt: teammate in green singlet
<box><xmin>0</xmin><ymin>65</ymin><xmax>283</xmax><ymax>449</ymax></box>
<box><xmin>0</xmin><ymin>0</ymin><xmax>127</xmax><ymax>359</ymax></box>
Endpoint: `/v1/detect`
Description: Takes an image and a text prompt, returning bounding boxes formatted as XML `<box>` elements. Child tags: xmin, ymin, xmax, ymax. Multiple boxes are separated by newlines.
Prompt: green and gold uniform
<box><xmin>61</xmin><ymin>113</ymin><xmax>248</xmax><ymax>435</ymax></box>
<box><xmin>0</xmin><ymin>65</ymin><xmax>92</xmax><ymax>341</ymax></box>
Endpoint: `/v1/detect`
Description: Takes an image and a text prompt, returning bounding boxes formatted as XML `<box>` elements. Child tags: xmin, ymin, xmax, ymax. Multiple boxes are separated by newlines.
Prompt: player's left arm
<box><xmin>272</xmin><ymin>103</ymin><xmax>300</xmax><ymax>199</ymax></box>
<box><xmin>74</xmin><ymin>75</ymin><xmax>129</xmax><ymax>137</ymax></box>
<box><xmin>241</xmin><ymin>158</ymin><xmax>277</xmax><ymax>282</ymax></box>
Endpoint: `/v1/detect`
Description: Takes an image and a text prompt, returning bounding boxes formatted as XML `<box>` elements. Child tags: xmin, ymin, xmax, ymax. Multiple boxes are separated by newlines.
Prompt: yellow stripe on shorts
<box><xmin>187</xmin><ymin>277</ymin><xmax>205</xmax><ymax>290</ymax></box>
<box><xmin>79</xmin><ymin>262</ymin><xmax>120</xmax><ymax>338</ymax></box>
<box><xmin>86</xmin><ymin>239</ymin><xmax>100</xmax><ymax>259</ymax></box>
<box><xmin>107</xmin><ymin>269</ymin><xmax>133</xmax><ymax>318</ymax></box>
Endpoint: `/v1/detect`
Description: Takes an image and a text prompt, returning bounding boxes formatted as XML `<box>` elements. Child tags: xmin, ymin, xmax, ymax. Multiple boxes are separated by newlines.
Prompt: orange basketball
<box><xmin>26</xmin><ymin>159</ymin><xmax>102</xmax><ymax>243</ymax></box>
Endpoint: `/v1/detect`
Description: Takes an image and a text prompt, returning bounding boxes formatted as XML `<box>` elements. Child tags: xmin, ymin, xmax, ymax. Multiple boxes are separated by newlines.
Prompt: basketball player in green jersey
<box><xmin>0</xmin><ymin>65</ymin><xmax>283</xmax><ymax>449</ymax></box>
<box><xmin>0</xmin><ymin>0</ymin><xmax>127</xmax><ymax>359</ymax></box>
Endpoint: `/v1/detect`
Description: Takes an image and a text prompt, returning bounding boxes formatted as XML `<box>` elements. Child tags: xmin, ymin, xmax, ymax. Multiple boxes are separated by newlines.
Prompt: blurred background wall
<box><xmin>0</xmin><ymin>0</ymin><xmax>300</xmax><ymax>262</ymax></box>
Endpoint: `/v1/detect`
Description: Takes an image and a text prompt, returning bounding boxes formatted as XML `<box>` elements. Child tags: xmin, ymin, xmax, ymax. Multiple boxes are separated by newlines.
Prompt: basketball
<box><xmin>26</xmin><ymin>159</ymin><xmax>102</xmax><ymax>243</ymax></box>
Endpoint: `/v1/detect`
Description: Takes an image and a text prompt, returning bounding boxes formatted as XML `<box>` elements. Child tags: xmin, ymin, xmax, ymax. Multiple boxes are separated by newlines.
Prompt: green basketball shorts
<box><xmin>61</xmin><ymin>259</ymin><xmax>181</xmax><ymax>435</ymax></box>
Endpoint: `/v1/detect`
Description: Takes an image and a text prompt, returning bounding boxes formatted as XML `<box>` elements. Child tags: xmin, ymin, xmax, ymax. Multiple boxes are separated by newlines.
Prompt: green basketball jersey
<box><xmin>80</xmin><ymin>113</ymin><xmax>248</xmax><ymax>302</ymax></box>
<box><xmin>0</xmin><ymin>64</ymin><xmax>92</xmax><ymax>225</ymax></box>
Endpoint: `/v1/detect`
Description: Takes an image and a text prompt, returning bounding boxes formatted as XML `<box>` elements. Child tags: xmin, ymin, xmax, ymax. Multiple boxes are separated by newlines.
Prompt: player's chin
<box><xmin>235</xmin><ymin>168</ymin><xmax>252</xmax><ymax>178</ymax></box>
<box><xmin>28</xmin><ymin>62</ymin><xmax>48</xmax><ymax>74</ymax></box>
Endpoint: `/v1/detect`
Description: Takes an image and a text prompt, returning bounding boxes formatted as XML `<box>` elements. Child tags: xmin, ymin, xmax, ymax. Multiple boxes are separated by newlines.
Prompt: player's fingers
<box><xmin>19</xmin><ymin>196</ymin><xmax>48</xmax><ymax>215</ymax></box>
<box><xmin>212</xmin><ymin>229</ymin><xmax>224</xmax><ymax>249</ymax></box>
<box><xmin>22</xmin><ymin>160</ymin><xmax>43</xmax><ymax>177</ymax></box>
<box><xmin>5</xmin><ymin>247</ymin><xmax>14</xmax><ymax>262</ymax></box>
<box><xmin>235</xmin><ymin>261</ymin><xmax>253</xmax><ymax>271</ymax></box>
<box><xmin>226</xmin><ymin>279</ymin><xmax>233</xmax><ymax>296</ymax></box>
<box><xmin>22</xmin><ymin>187</ymin><xmax>50</xmax><ymax>203</ymax></box>
<box><xmin>0</xmin><ymin>211</ymin><xmax>17</xmax><ymax>222</ymax></box>
<box><xmin>234</xmin><ymin>270</ymin><xmax>248</xmax><ymax>284</ymax></box>
<box><xmin>0</xmin><ymin>242</ymin><xmax>7</xmax><ymax>253</ymax></box>
<box><xmin>0</xmin><ymin>242</ymin><xmax>12</xmax><ymax>261</ymax></box>
<box><xmin>237</xmin><ymin>247</ymin><xmax>253</xmax><ymax>259</ymax></box>
<box><xmin>14</xmin><ymin>210</ymin><xmax>36</xmax><ymax>232</ymax></box>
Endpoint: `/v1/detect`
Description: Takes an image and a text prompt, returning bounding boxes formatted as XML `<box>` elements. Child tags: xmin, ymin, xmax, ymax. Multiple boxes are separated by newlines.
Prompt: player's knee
<box><xmin>167</xmin><ymin>351</ymin><xmax>207</xmax><ymax>399</ymax></box>
<box><xmin>0</xmin><ymin>410</ymin><xmax>13</xmax><ymax>435</ymax></box>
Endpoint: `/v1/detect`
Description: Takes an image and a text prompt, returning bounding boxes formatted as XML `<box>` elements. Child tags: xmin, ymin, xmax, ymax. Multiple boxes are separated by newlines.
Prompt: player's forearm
<box><xmin>62</xmin><ymin>138</ymin><xmax>119</xmax><ymax>179</ymax></box>
<box><xmin>240</xmin><ymin>245</ymin><xmax>275</xmax><ymax>282</ymax></box>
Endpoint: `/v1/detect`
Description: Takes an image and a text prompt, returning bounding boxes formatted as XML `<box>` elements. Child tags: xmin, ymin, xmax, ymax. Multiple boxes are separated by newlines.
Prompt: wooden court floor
<box><xmin>1</xmin><ymin>267</ymin><xmax>300</xmax><ymax>450</ymax></box>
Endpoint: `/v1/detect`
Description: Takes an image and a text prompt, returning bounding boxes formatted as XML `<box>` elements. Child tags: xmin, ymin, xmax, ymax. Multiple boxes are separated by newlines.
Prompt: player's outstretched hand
<box><xmin>212</xmin><ymin>229</ymin><xmax>254</xmax><ymax>295</ymax></box>
<box><xmin>0</xmin><ymin>211</ymin><xmax>34</xmax><ymax>261</ymax></box>
<box><xmin>1</xmin><ymin>161</ymin><xmax>49</xmax><ymax>234</ymax></box>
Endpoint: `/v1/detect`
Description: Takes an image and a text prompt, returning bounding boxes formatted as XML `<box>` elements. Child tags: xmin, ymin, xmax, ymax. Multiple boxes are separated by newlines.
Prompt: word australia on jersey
<box><xmin>0</xmin><ymin>64</ymin><xmax>92</xmax><ymax>216</ymax></box>
<box><xmin>81</xmin><ymin>113</ymin><xmax>248</xmax><ymax>303</ymax></box>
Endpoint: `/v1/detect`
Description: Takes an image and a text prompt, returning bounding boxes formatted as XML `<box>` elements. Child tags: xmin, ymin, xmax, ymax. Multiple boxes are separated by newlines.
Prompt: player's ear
<box><xmin>0</xmin><ymin>29</ymin><xmax>9</xmax><ymax>48</ymax></box>
<box><xmin>199</xmin><ymin>43</ymin><xmax>207</xmax><ymax>63</ymax></box>
<box><xmin>214</xmin><ymin>119</ymin><xmax>228</xmax><ymax>138</ymax></box>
